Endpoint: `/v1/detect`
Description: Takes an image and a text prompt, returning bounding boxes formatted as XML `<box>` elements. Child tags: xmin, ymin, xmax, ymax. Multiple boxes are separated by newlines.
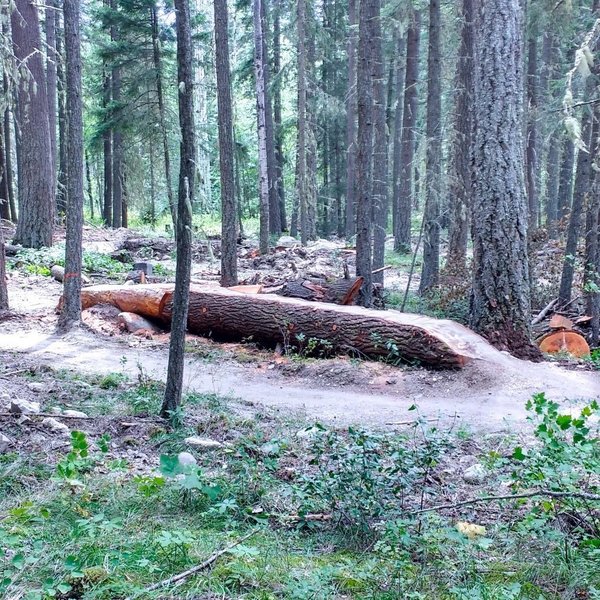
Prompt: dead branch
<box><xmin>531</xmin><ymin>298</ymin><xmax>558</xmax><ymax>325</ymax></box>
<box><xmin>126</xmin><ymin>529</ymin><xmax>258</xmax><ymax>598</ymax></box>
<box><xmin>410</xmin><ymin>490</ymin><xmax>600</xmax><ymax>515</ymax></box>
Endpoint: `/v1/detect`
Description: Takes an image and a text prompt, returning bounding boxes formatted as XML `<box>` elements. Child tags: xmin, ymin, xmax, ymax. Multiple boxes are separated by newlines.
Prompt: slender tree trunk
<box><xmin>419</xmin><ymin>0</ymin><xmax>442</xmax><ymax>294</ymax></box>
<box><xmin>58</xmin><ymin>0</ymin><xmax>84</xmax><ymax>330</ymax></box>
<box><xmin>56</xmin><ymin>15</ymin><xmax>68</xmax><ymax>217</ymax></box>
<box><xmin>557</xmin><ymin>136</ymin><xmax>575</xmax><ymax>223</ymax></box>
<box><xmin>394</xmin><ymin>10</ymin><xmax>421</xmax><ymax>253</ymax></box>
<box><xmin>526</xmin><ymin>33</ymin><xmax>539</xmax><ymax>229</ymax></box>
<box><xmin>445</xmin><ymin>0</ymin><xmax>473</xmax><ymax>273</ymax></box>
<box><xmin>161</xmin><ymin>0</ymin><xmax>196</xmax><ymax>418</ymax></box>
<box><xmin>343</xmin><ymin>0</ymin><xmax>357</xmax><ymax>239</ymax></box>
<box><xmin>355</xmin><ymin>0</ymin><xmax>376</xmax><ymax>307</ymax></box>
<box><xmin>45</xmin><ymin>0</ymin><xmax>58</xmax><ymax>196</ymax></box>
<box><xmin>111</xmin><ymin>74</ymin><xmax>123</xmax><ymax>228</ymax></box>
<box><xmin>546</xmin><ymin>129</ymin><xmax>561</xmax><ymax>238</ymax></box>
<box><xmin>371</xmin><ymin>0</ymin><xmax>388</xmax><ymax>286</ymax></box>
<box><xmin>0</xmin><ymin>226</ymin><xmax>7</xmax><ymax>310</ymax></box>
<box><xmin>305</xmin><ymin>10</ymin><xmax>317</xmax><ymax>242</ymax></box>
<box><xmin>585</xmin><ymin>173</ymin><xmax>600</xmax><ymax>345</ymax></box>
<box><xmin>151</xmin><ymin>6</ymin><xmax>176</xmax><ymax>228</ymax></box>
<box><xmin>102</xmin><ymin>65</ymin><xmax>112</xmax><ymax>226</ymax></box>
<box><xmin>558</xmin><ymin>105</ymin><xmax>596</xmax><ymax>305</ymax></box>
<box><xmin>85</xmin><ymin>149</ymin><xmax>94</xmax><ymax>219</ymax></box>
<box><xmin>148</xmin><ymin>142</ymin><xmax>156</xmax><ymax>225</ymax></box>
<box><xmin>273</xmin><ymin>0</ymin><xmax>286</xmax><ymax>230</ymax></box>
<box><xmin>0</xmin><ymin>119</ymin><xmax>9</xmax><ymax>221</ymax></box>
<box><xmin>391</xmin><ymin>28</ymin><xmax>406</xmax><ymax>237</ymax></box>
<box><xmin>11</xmin><ymin>0</ymin><xmax>55</xmax><ymax>248</ymax></box>
<box><xmin>4</xmin><ymin>101</ymin><xmax>16</xmax><ymax>222</ymax></box>
<box><xmin>297</xmin><ymin>0</ymin><xmax>308</xmax><ymax>246</ymax></box>
<box><xmin>471</xmin><ymin>0</ymin><xmax>539</xmax><ymax>359</ymax></box>
<box><xmin>253</xmin><ymin>0</ymin><xmax>270</xmax><ymax>253</ymax></box>
<box><xmin>214</xmin><ymin>0</ymin><xmax>237</xmax><ymax>287</ymax></box>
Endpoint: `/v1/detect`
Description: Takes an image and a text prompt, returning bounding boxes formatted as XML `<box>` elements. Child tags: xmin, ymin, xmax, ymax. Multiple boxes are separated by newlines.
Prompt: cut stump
<box><xmin>538</xmin><ymin>330</ymin><xmax>591</xmax><ymax>358</ymax></box>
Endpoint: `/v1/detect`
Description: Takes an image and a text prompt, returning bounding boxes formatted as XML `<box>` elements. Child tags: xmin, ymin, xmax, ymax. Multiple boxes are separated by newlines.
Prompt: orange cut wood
<box><xmin>538</xmin><ymin>330</ymin><xmax>590</xmax><ymax>358</ymax></box>
<box><xmin>229</xmin><ymin>285</ymin><xmax>264</xmax><ymax>294</ymax></box>
<box><xmin>549</xmin><ymin>314</ymin><xmax>574</xmax><ymax>330</ymax></box>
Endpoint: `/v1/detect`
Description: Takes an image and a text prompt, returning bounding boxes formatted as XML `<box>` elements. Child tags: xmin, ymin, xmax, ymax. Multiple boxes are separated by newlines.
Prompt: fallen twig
<box><xmin>410</xmin><ymin>490</ymin><xmax>600</xmax><ymax>515</ymax></box>
<box><xmin>0</xmin><ymin>412</ymin><xmax>94</xmax><ymax>419</ymax></box>
<box><xmin>531</xmin><ymin>298</ymin><xmax>558</xmax><ymax>325</ymax></box>
<box><xmin>127</xmin><ymin>529</ymin><xmax>258</xmax><ymax>598</ymax></box>
<box><xmin>0</xmin><ymin>369</ymin><xmax>32</xmax><ymax>378</ymax></box>
<box><xmin>371</xmin><ymin>265</ymin><xmax>392</xmax><ymax>275</ymax></box>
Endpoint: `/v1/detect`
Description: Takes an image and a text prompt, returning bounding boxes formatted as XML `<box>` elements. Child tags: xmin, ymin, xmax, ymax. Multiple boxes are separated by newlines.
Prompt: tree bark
<box><xmin>11</xmin><ymin>0</ymin><xmax>55</xmax><ymax>248</ymax></box>
<box><xmin>343</xmin><ymin>0</ymin><xmax>357</xmax><ymax>239</ymax></box>
<box><xmin>272</xmin><ymin>0</ymin><xmax>286</xmax><ymax>231</ymax></box>
<box><xmin>102</xmin><ymin>61</ymin><xmax>112</xmax><ymax>226</ymax></box>
<box><xmin>45</xmin><ymin>0</ymin><xmax>58</xmax><ymax>196</ymax></box>
<box><xmin>297</xmin><ymin>0</ymin><xmax>308</xmax><ymax>246</ymax></box>
<box><xmin>253</xmin><ymin>0</ymin><xmax>270</xmax><ymax>254</ymax></box>
<box><xmin>58</xmin><ymin>0</ymin><xmax>84</xmax><ymax>330</ymax></box>
<box><xmin>525</xmin><ymin>33</ymin><xmax>539</xmax><ymax>229</ymax></box>
<box><xmin>56</xmin><ymin>14</ymin><xmax>68</xmax><ymax>217</ymax></box>
<box><xmin>470</xmin><ymin>0</ymin><xmax>540</xmax><ymax>360</ymax></box>
<box><xmin>370</xmin><ymin>0</ymin><xmax>388</xmax><ymax>286</ymax></box>
<box><xmin>394</xmin><ymin>10</ymin><xmax>421</xmax><ymax>253</ymax></box>
<box><xmin>419</xmin><ymin>0</ymin><xmax>442</xmax><ymax>294</ymax></box>
<box><xmin>355</xmin><ymin>0</ymin><xmax>376</xmax><ymax>306</ymax></box>
<box><xmin>391</xmin><ymin>28</ymin><xmax>406</xmax><ymax>239</ymax></box>
<box><xmin>445</xmin><ymin>0</ymin><xmax>473</xmax><ymax>273</ymax></box>
<box><xmin>214</xmin><ymin>0</ymin><xmax>237</xmax><ymax>287</ymax></box>
<box><xmin>79</xmin><ymin>283</ymin><xmax>496</xmax><ymax>369</ymax></box>
<box><xmin>161</xmin><ymin>0</ymin><xmax>196</xmax><ymax>418</ymax></box>
<box><xmin>557</xmin><ymin>136</ymin><xmax>575</xmax><ymax>223</ymax></box>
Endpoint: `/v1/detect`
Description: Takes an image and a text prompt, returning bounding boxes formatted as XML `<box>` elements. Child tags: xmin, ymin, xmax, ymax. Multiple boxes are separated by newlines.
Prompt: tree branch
<box><xmin>410</xmin><ymin>490</ymin><xmax>600</xmax><ymax>515</ymax></box>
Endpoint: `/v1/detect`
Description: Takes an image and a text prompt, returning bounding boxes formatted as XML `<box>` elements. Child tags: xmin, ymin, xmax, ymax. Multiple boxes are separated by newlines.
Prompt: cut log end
<box><xmin>538</xmin><ymin>330</ymin><xmax>591</xmax><ymax>358</ymax></box>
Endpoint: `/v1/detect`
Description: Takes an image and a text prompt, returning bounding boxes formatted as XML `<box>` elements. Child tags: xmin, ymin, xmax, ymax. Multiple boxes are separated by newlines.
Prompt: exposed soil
<box><xmin>1</xmin><ymin>227</ymin><xmax>599</xmax><ymax>434</ymax></box>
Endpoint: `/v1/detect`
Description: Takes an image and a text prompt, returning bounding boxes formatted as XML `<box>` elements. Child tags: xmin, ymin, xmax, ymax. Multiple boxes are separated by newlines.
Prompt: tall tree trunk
<box><xmin>394</xmin><ymin>10</ymin><xmax>421</xmax><ymax>253</ymax></box>
<box><xmin>253</xmin><ymin>0</ymin><xmax>270</xmax><ymax>253</ymax></box>
<box><xmin>557</xmin><ymin>136</ymin><xmax>575</xmax><ymax>223</ymax></box>
<box><xmin>419</xmin><ymin>0</ymin><xmax>442</xmax><ymax>293</ymax></box>
<box><xmin>102</xmin><ymin>65</ymin><xmax>112</xmax><ymax>226</ymax></box>
<box><xmin>445</xmin><ymin>0</ymin><xmax>473</xmax><ymax>273</ymax></box>
<box><xmin>355</xmin><ymin>0</ymin><xmax>376</xmax><ymax>307</ymax></box>
<box><xmin>0</xmin><ymin>226</ymin><xmax>7</xmax><ymax>310</ymax></box>
<box><xmin>471</xmin><ymin>0</ymin><xmax>539</xmax><ymax>359</ymax></box>
<box><xmin>343</xmin><ymin>0</ymin><xmax>357</xmax><ymax>239</ymax></box>
<box><xmin>305</xmin><ymin>7</ymin><xmax>317</xmax><ymax>242</ymax></box>
<box><xmin>58</xmin><ymin>0</ymin><xmax>84</xmax><ymax>330</ymax></box>
<box><xmin>11</xmin><ymin>0</ymin><xmax>55</xmax><ymax>248</ymax></box>
<box><xmin>391</xmin><ymin>28</ymin><xmax>406</xmax><ymax>238</ymax></box>
<box><xmin>151</xmin><ymin>6</ymin><xmax>176</xmax><ymax>228</ymax></box>
<box><xmin>214</xmin><ymin>0</ymin><xmax>237</xmax><ymax>287</ymax></box>
<box><xmin>85</xmin><ymin>149</ymin><xmax>94</xmax><ymax>219</ymax></box>
<box><xmin>56</xmin><ymin>14</ymin><xmax>68</xmax><ymax>217</ymax></box>
<box><xmin>273</xmin><ymin>0</ymin><xmax>286</xmax><ymax>230</ymax></box>
<box><xmin>558</xmin><ymin>104</ymin><xmax>596</xmax><ymax>305</ymax></box>
<box><xmin>0</xmin><ymin>119</ymin><xmax>9</xmax><ymax>221</ymax></box>
<box><xmin>161</xmin><ymin>0</ymin><xmax>196</xmax><ymax>418</ymax></box>
<box><xmin>4</xmin><ymin>101</ymin><xmax>16</xmax><ymax>222</ymax></box>
<box><xmin>111</xmin><ymin>1</ymin><xmax>122</xmax><ymax>229</ymax></box>
<box><xmin>526</xmin><ymin>33</ymin><xmax>539</xmax><ymax>229</ymax></box>
<box><xmin>297</xmin><ymin>0</ymin><xmax>308</xmax><ymax>246</ymax></box>
<box><xmin>370</xmin><ymin>0</ymin><xmax>388</xmax><ymax>286</ymax></box>
<box><xmin>45</xmin><ymin>0</ymin><xmax>58</xmax><ymax>196</ymax></box>
<box><xmin>545</xmin><ymin>129</ymin><xmax>561</xmax><ymax>238</ymax></box>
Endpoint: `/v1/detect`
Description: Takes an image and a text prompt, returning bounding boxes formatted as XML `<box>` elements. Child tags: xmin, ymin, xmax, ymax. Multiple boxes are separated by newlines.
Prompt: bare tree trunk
<box><xmin>85</xmin><ymin>149</ymin><xmax>94</xmax><ymax>219</ymax></box>
<box><xmin>355</xmin><ymin>0</ymin><xmax>376</xmax><ymax>307</ymax></box>
<box><xmin>445</xmin><ymin>0</ymin><xmax>473</xmax><ymax>273</ymax></box>
<box><xmin>419</xmin><ymin>0</ymin><xmax>442</xmax><ymax>294</ymax></box>
<box><xmin>0</xmin><ymin>118</ymin><xmax>9</xmax><ymax>221</ymax></box>
<box><xmin>557</xmin><ymin>136</ymin><xmax>575</xmax><ymax>223</ymax></box>
<box><xmin>0</xmin><ymin>228</ymin><xmax>7</xmax><ymax>310</ymax></box>
<box><xmin>471</xmin><ymin>0</ymin><xmax>539</xmax><ymax>360</ymax></box>
<box><xmin>214</xmin><ymin>0</ymin><xmax>237</xmax><ymax>287</ymax></box>
<box><xmin>58</xmin><ymin>0</ymin><xmax>84</xmax><ymax>330</ymax></box>
<box><xmin>151</xmin><ymin>6</ymin><xmax>176</xmax><ymax>228</ymax></box>
<box><xmin>343</xmin><ymin>0</ymin><xmax>357</xmax><ymax>239</ymax></box>
<box><xmin>297</xmin><ymin>0</ymin><xmax>308</xmax><ymax>246</ymax></box>
<box><xmin>11</xmin><ymin>0</ymin><xmax>55</xmax><ymax>248</ymax></box>
<box><xmin>525</xmin><ymin>33</ymin><xmax>539</xmax><ymax>229</ymax></box>
<box><xmin>394</xmin><ymin>10</ymin><xmax>421</xmax><ymax>253</ymax></box>
<box><xmin>161</xmin><ymin>0</ymin><xmax>196</xmax><ymax>418</ymax></box>
<box><xmin>4</xmin><ymin>98</ymin><xmax>16</xmax><ymax>222</ymax></box>
<box><xmin>56</xmin><ymin>15</ymin><xmax>68</xmax><ymax>217</ymax></box>
<box><xmin>253</xmin><ymin>0</ymin><xmax>270</xmax><ymax>253</ymax></box>
<box><xmin>370</xmin><ymin>0</ymin><xmax>388</xmax><ymax>286</ymax></box>
<box><xmin>391</xmin><ymin>27</ymin><xmax>406</xmax><ymax>238</ymax></box>
<box><xmin>102</xmin><ymin>63</ymin><xmax>112</xmax><ymax>226</ymax></box>
<box><xmin>45</xmin><ymin>0</ymin><xmax>58</xmax><ymax>196</ymax></box>
<box><xmin>273</xmin><ymin>0</ymin><xmax>286</xmax><ymax>230</ymax></box>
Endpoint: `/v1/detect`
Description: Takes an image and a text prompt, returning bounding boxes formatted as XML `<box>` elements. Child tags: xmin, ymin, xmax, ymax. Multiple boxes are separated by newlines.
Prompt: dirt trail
<box><xmin>0</xmin><ymin>325</ymin><xmax>598</xmax><ymax>432</ymax></box>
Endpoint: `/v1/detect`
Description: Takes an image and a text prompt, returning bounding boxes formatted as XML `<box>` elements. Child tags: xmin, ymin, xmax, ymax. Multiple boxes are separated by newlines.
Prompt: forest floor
<box><xmin>0</xmin><ymin>225</ymin><xmax>599</xmax><ymax>599</ymax></box>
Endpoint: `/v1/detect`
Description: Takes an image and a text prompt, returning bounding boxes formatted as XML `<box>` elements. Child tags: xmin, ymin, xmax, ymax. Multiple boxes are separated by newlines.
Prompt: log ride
<box><xmin>75</xmin><ymin>284</ymin><xmax>502</xmax><ymax>369</ymax></box>
<box><xmin>538</xmin><ymin>330</ymin><xmax>591</xmax><ymax>358</ymax></box>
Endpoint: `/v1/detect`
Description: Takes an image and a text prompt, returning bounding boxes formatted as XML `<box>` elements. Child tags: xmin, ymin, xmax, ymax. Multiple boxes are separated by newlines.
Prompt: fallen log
<box><xmin>273</xmin><ymin>277</ymin><xmax>363</xmax><ymax>305</ymax></box>
<box><xmin>77</xmin><ymin>284</ymin><xmax>494</xmax><ymax>368</ymax></box>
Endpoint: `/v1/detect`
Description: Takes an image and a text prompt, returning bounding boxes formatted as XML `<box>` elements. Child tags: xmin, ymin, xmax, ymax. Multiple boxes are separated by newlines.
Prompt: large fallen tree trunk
<box><xmin>272</xmin><ymin>277</ymin><xmax>363</xmax><ymax>305</ymax></box>
<box><xmin>77</xmin><ymin>284</ymin><xmax>497</xmax><ymax>368</ymax></box>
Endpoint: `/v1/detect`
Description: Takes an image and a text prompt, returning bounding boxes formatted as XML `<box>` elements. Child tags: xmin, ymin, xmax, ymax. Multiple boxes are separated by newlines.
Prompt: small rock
<box><xmin>0</xmin><ymin>433</ymin><xmax>12</xmax><ymax>452</ymax></box>
<box><xmin>41</xmin><ymin>417</ymin><xmax>70</xmax><ymax>435</ymax></box>
<box><xmin>276</xmin><ymin>235</ymin><xmax>298</xmax><ymax>248</ymax></box>
<box><xmin>9</xmin><ymin>398</ymin><xmax>41</xmax><ymax>415</ymax></box>
<box><xmin>27</xmin><ymin>382</ymin><xmax>46</xmax><ymax>393</ymax></box>
<box><xmin>463</xmin><ymin>463</ymin><xmax>487</xmax><ymax>485</ymax></box>
<box><xmin>62</xmin><ymin>410</ymin><xmax>89</xmax><ymax>418</ymax></box>
<box><xmin>184</xmin><ymin>436</ymin><xmax>223</xmax><ymax>451</ymax></box>
<box><xmin>177</xmin><ymin>452</ymin><xmax>197</xmax><ymax>468</ymax></box>
<box><xmin>48</xmin><ymin>407</ymin><xmax>63</xmax><ymax>414</ymax></box>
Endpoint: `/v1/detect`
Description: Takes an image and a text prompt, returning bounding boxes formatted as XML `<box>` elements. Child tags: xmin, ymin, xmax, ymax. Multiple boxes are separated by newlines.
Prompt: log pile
<box><xmin>75</xmin><ymin>284</ymin><xmax>496</xmax><ymax>369</ymax></box>
<box><xmin>532</xmin><ymin>304</ymin><xmax>592</xmax><ymax>358</ymax></box>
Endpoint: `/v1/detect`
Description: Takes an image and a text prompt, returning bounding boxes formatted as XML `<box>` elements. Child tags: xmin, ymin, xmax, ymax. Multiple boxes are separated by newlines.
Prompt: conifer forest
<box><xmin>0</xmin><ymin>0</ymin><xmax>599</xmax><ymax>598</ymax></box>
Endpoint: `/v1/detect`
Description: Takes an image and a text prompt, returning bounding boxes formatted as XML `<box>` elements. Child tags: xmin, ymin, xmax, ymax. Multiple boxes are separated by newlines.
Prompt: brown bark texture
<box><xmin>78</xmin><ymin>284</ymin><xmax>498</xmax><ymax>369</ymax></box>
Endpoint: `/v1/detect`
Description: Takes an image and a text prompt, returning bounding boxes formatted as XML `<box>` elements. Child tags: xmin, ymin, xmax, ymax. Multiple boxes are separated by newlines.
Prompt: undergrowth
<box><xmin>0</xmin><ymin>379</ymin><xmax>598</xmax><ymax>599</ymax></box>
